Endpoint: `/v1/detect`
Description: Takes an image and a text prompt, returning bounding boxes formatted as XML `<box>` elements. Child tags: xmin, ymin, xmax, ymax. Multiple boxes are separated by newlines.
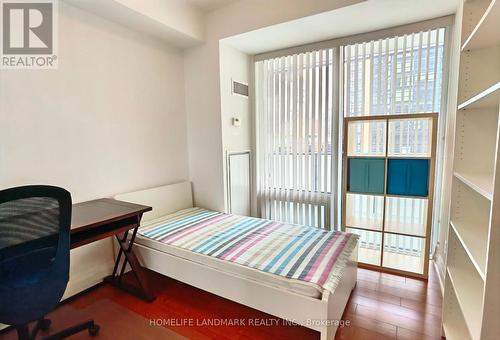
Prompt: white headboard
<box><xmin>114</xmin><ymin>181</ymin><xmax>193</xmax><ymax>222</ymax></box>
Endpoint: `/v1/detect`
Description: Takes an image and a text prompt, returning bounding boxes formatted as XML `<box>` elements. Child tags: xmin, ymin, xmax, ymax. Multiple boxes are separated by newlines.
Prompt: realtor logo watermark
<box><xmin>1</xmin><ymin>0</ymin><xmax>58</xmax><ymax>69</ymax></box>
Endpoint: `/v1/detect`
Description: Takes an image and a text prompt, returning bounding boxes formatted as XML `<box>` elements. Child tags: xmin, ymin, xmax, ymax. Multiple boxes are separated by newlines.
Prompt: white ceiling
<box><xmin>223</xmin><ymin>0</ymin><xmax>459</xmax><ymax>54</ymax></box>
<box><xmin>64</xmin><ymin>0</ymin><xmax>204</xmax><ymax>47</ymax></box>
<box><xmin>185</xmin><ymin>0</ymin><xmax>237</xmax><ymax>12</ymax></box>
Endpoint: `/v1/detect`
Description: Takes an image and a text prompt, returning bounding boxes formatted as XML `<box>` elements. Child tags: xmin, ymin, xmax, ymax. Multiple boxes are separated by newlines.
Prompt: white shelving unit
<box><xmin>443</xmin><ymin>273</ymin><xmax>473</xmax><ymax>340</ymax></box>
<box><xmin>453</xmin><ymin>171</ymin><xmax>493</xmax><ymax>200</ymax></box>
<box><xmin>461</xmin><ymin>0</ymin><xmax>500</xmax><ymax>51</ymax></box>
<box><xmin>458</xmin><ymin>82</ymin><xmax>500</xmax><ymax>110</ymax></box>
<box><xmin>443</xmin><ymin>0</ymin><xmax>500</xmax><ymax>339</ymax></box>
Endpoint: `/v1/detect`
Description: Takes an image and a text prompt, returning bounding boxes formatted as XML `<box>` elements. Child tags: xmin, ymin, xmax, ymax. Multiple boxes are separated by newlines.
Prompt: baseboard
<box><xmin>63</xmin><ymin>239</ymin><xmax>115</xmax><ymax>299</ymax></box>
<box><xmin>432</xmin><ymin>258</ymin><xmax>445</xmax><ymax>296</ymax></box>
<box><xmin>63</xmin><ymin>266</ymin><xmax>113</xmax><ymax>300</ymax></box>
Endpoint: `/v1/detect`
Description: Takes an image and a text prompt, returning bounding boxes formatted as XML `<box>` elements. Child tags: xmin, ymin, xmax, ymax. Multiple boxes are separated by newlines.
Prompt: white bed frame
<box><xmin>115</xmin><ymin>182</ymin><xmax>357</xmax><ymax>340</ymax></box>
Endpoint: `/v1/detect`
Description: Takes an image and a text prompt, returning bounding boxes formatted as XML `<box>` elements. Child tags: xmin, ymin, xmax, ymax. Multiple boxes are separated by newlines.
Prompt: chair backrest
<box><xmin>0</xmin><ymin>186</ymin><xmax>72</xmax><ymax>325</ymax></box>
<box><xmin>0</xmin><ymin>186</ymin><xmax>71</xmax><ymax>263</ymax></box>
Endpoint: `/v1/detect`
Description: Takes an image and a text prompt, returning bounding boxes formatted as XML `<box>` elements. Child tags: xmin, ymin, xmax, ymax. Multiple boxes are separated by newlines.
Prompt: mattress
<box><xmin>136</xmin><ymin>208</ymin><xmax>358</xmax><ymax>299</ymax></box>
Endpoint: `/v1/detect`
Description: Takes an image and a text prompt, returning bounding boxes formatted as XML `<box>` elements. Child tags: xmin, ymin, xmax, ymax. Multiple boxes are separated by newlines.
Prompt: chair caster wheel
<box><xmin>89</xmin><ymin>324</ymin><xmax>100</xmax><ymax>337</ymax></box>
<box><xmin>39</xmin><ymin>319</ymin><xmax>51</xmax><ymax>331</ymax></box>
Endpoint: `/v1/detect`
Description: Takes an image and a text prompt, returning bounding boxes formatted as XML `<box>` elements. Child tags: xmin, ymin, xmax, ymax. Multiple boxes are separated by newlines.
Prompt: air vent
<box><xmin>232</xmin><ymin>80</ymin><xmax>249</xmax><ymax>97</ymax></box>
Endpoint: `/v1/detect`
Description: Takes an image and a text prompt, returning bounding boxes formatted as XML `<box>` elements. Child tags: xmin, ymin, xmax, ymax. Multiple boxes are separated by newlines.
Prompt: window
<box><xmin>343</xmin><ymin>28</ymin><xmax>446</xmax><ymax>275</ymax></box>
<box><xmin>255</xmin><ymin>24</ymin><xmax>449</xmax><ymax>254</ymax></box>
<box><xmin>344</xmin><ymin>29</ymin><xmax>446</xmax><ymax>116</ymax></box>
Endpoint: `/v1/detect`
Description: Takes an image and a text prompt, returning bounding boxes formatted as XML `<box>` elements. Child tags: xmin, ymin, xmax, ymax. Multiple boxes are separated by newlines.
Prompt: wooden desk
<box><xmin>71</xmin><ymin>198</ymin><xmax>154</xmax><ymax>301</ymax></box>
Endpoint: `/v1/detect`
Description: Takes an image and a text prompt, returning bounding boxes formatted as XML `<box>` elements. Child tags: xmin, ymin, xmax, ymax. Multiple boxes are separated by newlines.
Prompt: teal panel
<box><xmin>348</xmin><ymin>158</ymin><xmax>385</xmax><ymax>194</ymax></box>
<box><xmin>387</xmin><ymin>159</ymin><xmax>429</xmax><ymax>197</ymax></box>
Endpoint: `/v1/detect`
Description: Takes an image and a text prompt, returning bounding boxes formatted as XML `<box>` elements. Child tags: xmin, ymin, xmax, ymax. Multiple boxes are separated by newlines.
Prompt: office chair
<box><xmin>0</xmin><ymin>185</ymin><xmax>99</xmax><ymax>340</ymax></box>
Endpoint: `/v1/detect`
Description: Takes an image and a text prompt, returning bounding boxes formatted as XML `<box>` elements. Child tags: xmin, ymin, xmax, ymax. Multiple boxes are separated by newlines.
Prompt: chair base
<box><xmin>16</xmin><ymin>318</ymin><xmax>99</xmax><ymax>340</ymax></box>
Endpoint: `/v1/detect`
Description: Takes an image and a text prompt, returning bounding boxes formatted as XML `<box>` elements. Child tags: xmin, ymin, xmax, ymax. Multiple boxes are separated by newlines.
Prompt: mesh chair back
<box><xmin>0</xmin><ymin>196</ymin><xmax>60</xmax><ymax>260</ymax></box>
<box><xmin>0</xmin><ymin>186</ymin><xmax>72</xmax><ymax>325</ymax></box>
<box><xmin>0</xmin><ymin>186</ymin><xmax>71</xmax><ymax>263</ymax></box>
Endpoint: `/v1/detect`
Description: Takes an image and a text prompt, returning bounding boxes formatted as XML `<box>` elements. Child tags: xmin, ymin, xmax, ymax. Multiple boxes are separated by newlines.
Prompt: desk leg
<box><xmin>104</xmin><ymin>225</ymin><xmax>155</xmax><ymax>302</ymax></box>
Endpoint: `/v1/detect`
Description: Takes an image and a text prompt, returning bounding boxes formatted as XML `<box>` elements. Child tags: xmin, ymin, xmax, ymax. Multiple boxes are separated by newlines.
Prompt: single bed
<box><xmin>115</xmin><ymin>182</ymin><xmax>358</xmax><ymax>340</ymax></box>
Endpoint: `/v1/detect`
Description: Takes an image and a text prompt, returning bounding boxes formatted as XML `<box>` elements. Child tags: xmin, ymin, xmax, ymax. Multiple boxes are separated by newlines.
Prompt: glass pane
<box><xmin>385</xmin><ymin>197</ymin><xmax>428</xmax><ymax>236</ymax></box>
<box><xmin>388</xmin><ymin>118</ymin><xmax>432</xmax><ymax>157</ymax></box>
<box><xmin>383</xmin><ymin>234</ymin><xmax>425</xmax><ymax>274</ymax></box>
<box><xmin>347</xmin><ymin>120</ymin><xmax>386</xmax><ymax>157</ymax></box>
<box><xmin>346</xmin><ymin>228</ymin><xmax>381</xmax><ymax>266</ymax></box>
<box><xmin>346</xmin><ymin>193</ymin><xmax>383</xmax><ymax>230</ymax></box>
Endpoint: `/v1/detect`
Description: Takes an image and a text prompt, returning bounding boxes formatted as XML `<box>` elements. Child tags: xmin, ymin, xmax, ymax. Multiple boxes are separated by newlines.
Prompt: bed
<box><xmin>115</xmin><ymin>182</ymin><xmax>358</xmax><ymax>340</ymax></box>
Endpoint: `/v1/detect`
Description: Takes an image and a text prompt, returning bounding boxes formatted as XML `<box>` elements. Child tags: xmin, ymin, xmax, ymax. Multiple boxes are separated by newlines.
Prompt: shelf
<box><xmin>386</xmin><ymin>154</ymin><xmax>431</xmax><ymax>159</ymax></box>
<box><xmin>462</xmin><ymin>0</ymin><xmax>500</xmax><ymax>51</ymax></box>
<box><xmin>458</xmin><ymin>82</ymin><xmax>500</xmax><ymax>110</ymax></box>
<box><xmin>346</xmin><ymin>156</ymin><xmax>386</xmax><ymax>159</ymax></box>
<box><xmin>443</xmin><ymin>272</ymin><xmax>473</xmax><ymax>340</ymax></box>
<box><xmin>447</xmin><ymin>226</ymin><xmax>486</xmax><ymax>340</ymax></box>
<box><xmin>383</xmin><ymin>234</ymin><xmax>425</xmax><ymax>274</ymax></box>
<box><xmin>346</xmin><ymin>119</ymin><xmax>386</xmax><ymax>157</ymax></box>
<box><xmin>387</xmin><ymin>116</ymin><xmax>433</xmax><ymax>158</ymax></box>
<box><xmin>446</xmin><ymin>266</ymin><xmax>484</xmax><ymax>340</ymax></box>
<box><xmin>458</xmin><ymin>46</ymin><xmax>500</xmax><ymax>103</ymax></box>
<box><xmin>345</xmin><ymin>193</ymin><xmax>383</xmax><ymax>231</ymax></box>
<box><xmin>449</xmin><ymin>221</ymin><xmax>486</xmax><ymax>280</ymax></box>
<box><xmin>454</xmin><ymin>171</ymin><xmax>493</xmax><ymax>200</ymax></box>
<box><xmin>385</xmin><ymin>196</ymin><xmax>428</xmax><ymax>237</ymax></box>
<box><xmin>450</xmin><ymin>177</ymin><xmax>491</xmax><ymax>278</ymax></box>
<box><xmin>346</xmin><ymin>228</ymin><xmax>381</xmax><ymax>266</ymax></box>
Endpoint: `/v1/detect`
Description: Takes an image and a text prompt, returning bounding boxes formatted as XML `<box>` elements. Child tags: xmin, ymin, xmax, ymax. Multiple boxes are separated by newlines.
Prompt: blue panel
<box><xmin>348</xmin><ymin>158</ymin><xmax>385</xmax><ymax>194</ymax></box>
<box><xmin>387</xmin><ymin>159</ymin><xmax>429</xmax><ymax>197</ymax></box>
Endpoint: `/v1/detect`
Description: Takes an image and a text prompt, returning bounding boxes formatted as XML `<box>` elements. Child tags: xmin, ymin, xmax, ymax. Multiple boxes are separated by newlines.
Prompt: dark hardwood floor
<box><xmin>1</xmin><ymin>263</ymin><xmax>443</xmax><ymax>340</ymax></box>
<box><xmin>64</xmin><ymin>263</ymin><xmax>443</xmax><ymax>340</ymax></box>
<box><xmin>336</xmin><ymin>265</ymin><xmax>443</xmax><ymax>339</ymax></box>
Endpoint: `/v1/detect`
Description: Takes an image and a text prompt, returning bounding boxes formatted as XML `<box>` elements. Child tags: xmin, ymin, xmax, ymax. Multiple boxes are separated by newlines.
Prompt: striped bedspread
<box><xmin>139</xmin><ymin>207</ymin><xmax>358</xmax><ymax>293</ymax></box>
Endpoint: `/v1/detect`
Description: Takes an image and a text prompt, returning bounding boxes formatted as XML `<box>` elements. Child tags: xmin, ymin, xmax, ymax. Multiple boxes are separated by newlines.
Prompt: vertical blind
<box><xmin>255</xmin><ymin>27</ymin><xmax>447</xmax><ymax>235</ymax></box>
<box><xmin>255</xmin><ymin>48</ymin><xmax>336</xmax><ymax>229</ymax></box>
<box><xmin>344</xmin><ymin>28</ymin><xmax>446</xmax><ymax>117</ymax></box>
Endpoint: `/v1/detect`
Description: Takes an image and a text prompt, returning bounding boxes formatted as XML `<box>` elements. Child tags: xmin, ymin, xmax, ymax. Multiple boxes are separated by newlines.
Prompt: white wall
<box><xmin>219</xmin><ymin>43</ymin><xmax>252</xmax><ymax>211</ymax></box>
<box><xmin>184</xmin><ymin>0</ymin><xmax>360</xmax><ymax>211</ymax></box>
<box><xmin>0</xmin><ymin>2</ymin><xmax>189</xmax><ymax>296</ymax></box>
<box><xmin>219</xmin><ymin>44</ymin><xmax>251</xmax><ymax>156</ymax></box>
<box><xmin>184</xmin><ymin>41</ymin><xmax>226</xmax><ymax>211</ymax></box>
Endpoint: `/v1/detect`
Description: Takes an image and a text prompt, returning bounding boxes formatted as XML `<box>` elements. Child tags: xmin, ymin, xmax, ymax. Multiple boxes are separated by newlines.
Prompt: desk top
<box><xmin>71</xmin><ymin>198</ymin><xmax>152</xmax><ymax>233</ymax></box>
